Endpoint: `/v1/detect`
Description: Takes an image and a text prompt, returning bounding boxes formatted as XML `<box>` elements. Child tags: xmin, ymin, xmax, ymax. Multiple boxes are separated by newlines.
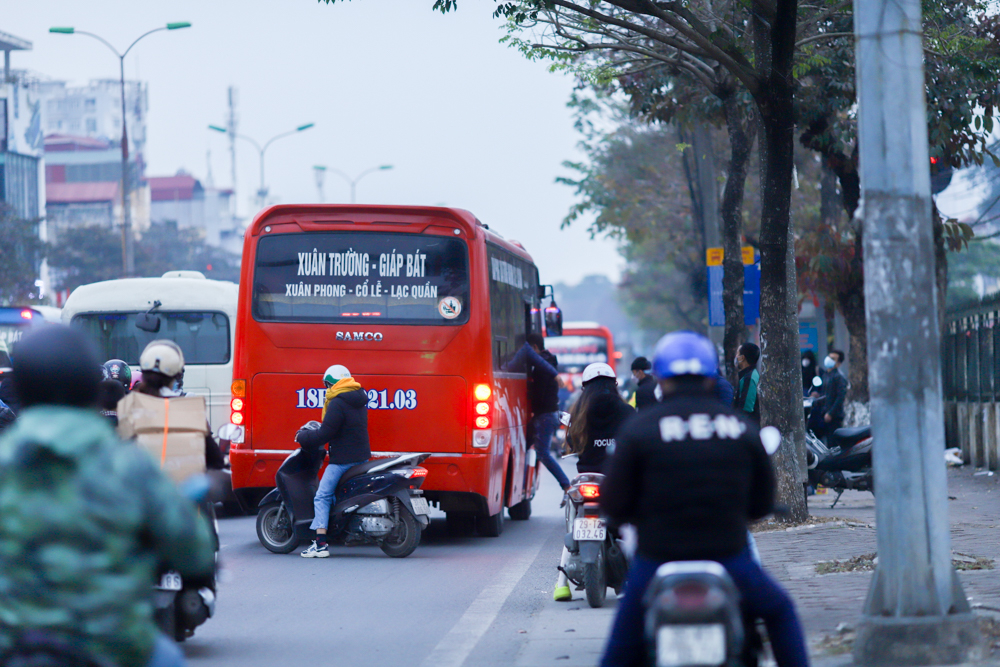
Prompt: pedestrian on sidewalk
<box><xmin>809</xmin><ymin>350</ymin><xmax>847</xmax><ymax>440</ymax></box>
<box><xmin>630</xmin><ymin>357</ymin><xmax>658</xmax><ymax>410</ymax></box>
<box><xmin>734</xmin><ymin>342</ymin><xmax>761</xmax><ymax>424</ymax></box>
<box><xmin>599</xmin><ymin>332</ymin><xmax>808</xmax><ymax>667</ymax></box>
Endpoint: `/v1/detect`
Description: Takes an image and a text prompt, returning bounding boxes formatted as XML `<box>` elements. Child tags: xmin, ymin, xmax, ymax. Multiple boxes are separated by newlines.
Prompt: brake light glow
<box><xmin>475</xmin><ymin>416</ymin><xmax>490</xmax><ymax>429</ymax></box>
<box><xmin>231</xmin><ymin>379</ymin><xmax>246</xmax><ymax>427</ymax></box>
<box><xmin>579</xmin><ymin>483</ymin><xmax>600</xmax><ymax>499</ymax></box>
<box><xmin>19</xmin><ymin>309</ymin><xmax>32</xmax><ymax>320</ymax></box>
<box><xmin>472</xmin><ymin>384</ymin><xmax>492</xmax><ymax>432</ymax></box>
<box><xmin>674</xmin><ymin>581</ymin><xmax>710</xmax><ymax>610</ymax></box>
<box><xmin>475</xmin><ymin>402</ymin><xmax>490</xmax><ymax>415</ymax></box>
<box><xmin>411</xmin><ymin>467</ymin><xmax>428</xmax><ymax>477</ymax></box>
<box><xmin>474</xmin><ymin>384</ymin><xmax>492</xmax><ymax>401</ymax></box>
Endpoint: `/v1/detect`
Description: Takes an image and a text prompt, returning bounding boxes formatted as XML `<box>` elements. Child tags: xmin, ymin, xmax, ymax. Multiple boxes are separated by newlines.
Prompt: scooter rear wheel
<box><xmin>583</xmin><ymin>544</ymin><xmax>608</xmax><ymax>608</ymax></box>
<box><xmin>379</xmin><ymin>508</ymin><xmax>421</xmax><ymax>558</ymax></box>
<box><xmin>256</xmin><ymin>502</ymin><xmax>298</xmax><ymax>554</ymax></box>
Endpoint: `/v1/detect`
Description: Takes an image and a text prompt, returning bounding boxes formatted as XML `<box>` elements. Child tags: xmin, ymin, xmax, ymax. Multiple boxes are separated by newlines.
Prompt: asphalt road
<box><xmin>183</xmin><ymin>461</ymin><xmax>576</xmax><ymax>667</ymax></box>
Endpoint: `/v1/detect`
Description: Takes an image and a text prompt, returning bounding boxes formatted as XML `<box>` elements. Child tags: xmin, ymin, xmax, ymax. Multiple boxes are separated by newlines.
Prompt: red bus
<box><xmin>229</xmin><ymin>205</ymin><xmax>554</xmax><ymax>535</ymax></box>
<box><xmin>544</xmin><ymin>321</ymin><xmax>618</xmax><ymax>385</ymax></box>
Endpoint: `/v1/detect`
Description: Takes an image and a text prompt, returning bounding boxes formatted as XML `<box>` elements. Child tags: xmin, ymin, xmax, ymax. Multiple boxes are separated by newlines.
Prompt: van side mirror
<box><xmin>135</xmin><ymin>300</ymin><xmax>162</xmax><ymax>333</ymax></box>
<box><xmin>135</xmin><ymin>312</ymin><xmax>161</xmax><ymax>333</ymax></box>
<box><xmin>544</xmin><ymin>301</ymin><xmax>563</xmax><ymax>337</ymax></box>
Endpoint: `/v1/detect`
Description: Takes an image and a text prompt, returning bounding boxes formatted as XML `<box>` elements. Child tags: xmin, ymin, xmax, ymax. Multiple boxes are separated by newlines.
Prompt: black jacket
<box><xmin>529</xmin><ymin>349</ymin><xmax>560</xmax><ymax>414</ymax></box>
<box><xmin>823</xmin><ymin>369</ymin><xmax>848</xmax><ymax>423</ymax></box>
<box><xmin>634</xmin><ymin>374</ymin><xmax>658</xmax><ymax>411</ymax></box>
<box><xmin>297</xmin><ymin>388</ymin><xmax>371</xmax><ymax>464</ymax></box>
<box><xmin>576</xmin><ymin>393</ymin><xmax>634</xmax><ymax>473</ymax></box>
<box><xmin>601</xmin><ymin>388</ymin><xmax>774</xmax><ymax>562</ymax></box>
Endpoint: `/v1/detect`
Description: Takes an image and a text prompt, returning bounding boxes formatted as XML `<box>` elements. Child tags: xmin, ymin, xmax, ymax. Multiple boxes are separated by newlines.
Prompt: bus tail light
<box><xmin>231</xmin><ymin>379</ymin><xmax>246</xmax><ymax>427</ymax></box>
<box><xmin>471</xmin><ymin>384</ymin><xmax>492</xmax><ymax>431</ymax></box>
<box><xmin>473</xmin><ymin>430</ymin><xmax>491</xmax><ymax>448</ymax></box>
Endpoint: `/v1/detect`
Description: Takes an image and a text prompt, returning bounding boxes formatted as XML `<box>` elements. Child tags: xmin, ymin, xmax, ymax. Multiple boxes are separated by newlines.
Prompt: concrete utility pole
<box><xmin>852</xmin><ymin>1</ymin><xmax>983</xmax><ymax>664</ymax></box>
<box><xmin>227</xmin><ymin>86</ymin><xmax>238</xmax><ymax>218</ymax></box>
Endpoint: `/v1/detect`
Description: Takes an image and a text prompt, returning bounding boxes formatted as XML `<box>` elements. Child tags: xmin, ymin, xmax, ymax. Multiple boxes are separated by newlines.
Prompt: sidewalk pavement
<box><xmin>513</xmin><ymin>466</ymin><xmax>999</xmax><ymax>666</ymax></box>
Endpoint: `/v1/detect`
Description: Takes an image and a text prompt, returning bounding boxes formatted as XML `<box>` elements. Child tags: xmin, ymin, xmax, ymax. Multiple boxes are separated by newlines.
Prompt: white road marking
<box><xmin>419</xmin><ymin>537</ymin><xmax>548</xmax><ymax>667</ymax></box>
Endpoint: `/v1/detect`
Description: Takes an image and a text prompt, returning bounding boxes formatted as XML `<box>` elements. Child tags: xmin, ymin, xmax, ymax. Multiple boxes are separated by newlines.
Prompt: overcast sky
<box><xmin>5</xmin><ymin>0</ymin><xmax>623</xmax><ymax>286</ymax></box>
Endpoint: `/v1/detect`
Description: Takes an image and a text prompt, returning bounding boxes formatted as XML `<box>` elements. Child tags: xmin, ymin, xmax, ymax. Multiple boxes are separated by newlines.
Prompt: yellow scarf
<box><xmin>322</xmin><ymin>377</ymin><xmax>362</xmax><ymax>419</ymax></box>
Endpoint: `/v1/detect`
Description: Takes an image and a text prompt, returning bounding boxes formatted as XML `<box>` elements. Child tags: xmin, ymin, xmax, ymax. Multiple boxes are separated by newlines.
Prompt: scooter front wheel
<box><xmin>256</xmin><ymin>502</ymin><xmax>299</xmax><ymax>554</ymax></box>
<box><xmin>379</xmin><ymin>508</ymin><xmax>421</xmax><ymax>558</ymax></box>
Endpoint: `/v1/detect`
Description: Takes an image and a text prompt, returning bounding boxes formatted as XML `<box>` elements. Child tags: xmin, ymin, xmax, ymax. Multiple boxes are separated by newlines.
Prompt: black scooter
<box><xmin>804</xmin><ymin>379</ymin><xmax>874</xmax><ymax>508</ymax></box>
<box><xmin>255</xmin><ymin>444</ymin><xmax>431</xmax><ymax>558</ymax></box>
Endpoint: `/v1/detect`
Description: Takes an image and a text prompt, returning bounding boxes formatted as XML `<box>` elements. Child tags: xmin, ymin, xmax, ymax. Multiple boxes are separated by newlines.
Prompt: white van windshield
<box><xmin>71</xmin><ymin>311</ymin><xmax>231</xmax><ymax>365</ymax></box>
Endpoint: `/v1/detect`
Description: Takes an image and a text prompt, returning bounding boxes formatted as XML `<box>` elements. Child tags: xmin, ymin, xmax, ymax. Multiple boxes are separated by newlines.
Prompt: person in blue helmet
<box><xmin>598</xmin><ymin>331</ymin><xmax>809</xmax><ymax>667</ymax></box>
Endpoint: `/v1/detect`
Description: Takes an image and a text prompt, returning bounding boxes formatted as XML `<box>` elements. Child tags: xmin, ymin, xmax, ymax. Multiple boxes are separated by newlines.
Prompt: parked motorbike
<box><xmin>559</xmin><ymin>472</ymin><xmax>629</xmax><ymax>608</ymax></box>
<box><xmin>153</xmin><ymin>477</ymin><xmax>218</xmax><ymax>642</ymax></box>
<box><xmin>255</xmin><ymin>441</ymin><xmax>431</xmax><ymax>558</ymax></box>
<box><xmin>803</xmin><ymin>380</ymin><xmax>874</xmax><ymax>508</ymax></box>
<box><xmin>642</xmin><ymin>427</ymin><xmax>783</xmax><ymax>667</ymax></box>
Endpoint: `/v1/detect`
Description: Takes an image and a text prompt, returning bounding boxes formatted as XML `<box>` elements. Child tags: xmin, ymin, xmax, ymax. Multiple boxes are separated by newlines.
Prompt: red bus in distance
<box><xmin>229</xmin><ymin>205</ymin><xmax>549</xmax><ymax>535</ymax></box>
<box><xmin>544</xmin><ymin>321</ymin><xmax>618</xmax><ymax>386</ymax></box>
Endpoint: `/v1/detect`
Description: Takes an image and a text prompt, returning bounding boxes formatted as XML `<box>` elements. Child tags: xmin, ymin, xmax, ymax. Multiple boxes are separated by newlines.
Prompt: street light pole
<box><xmin>50</xmin><ymin>23</ymin><xmax>191</xmax><ymax>277</ymax></box>
<box><xmin>209</xmin><ymin>123</ymin><xmax>314</xmax><ymax>211</ymax></box>
<box><xmin>852</xmin><ymin>0</ymin><xmax>983</xmax><ymax>664</ymax></box>
<box><xmin>313</xmin><ymin>165</ymin><xmax>326</xmax><ymax>203</ymax></box>
<box><xmin>324</xmin><ymin>165</ymin><xmax>393</xmax><ymax>204</ymax></box>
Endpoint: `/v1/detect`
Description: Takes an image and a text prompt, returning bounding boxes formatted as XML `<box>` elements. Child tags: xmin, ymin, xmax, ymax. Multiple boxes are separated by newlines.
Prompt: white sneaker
<box><xmin>300</xmin><ymin>541</ymin><xmax>329</xmax><ymax>558</ymax></box>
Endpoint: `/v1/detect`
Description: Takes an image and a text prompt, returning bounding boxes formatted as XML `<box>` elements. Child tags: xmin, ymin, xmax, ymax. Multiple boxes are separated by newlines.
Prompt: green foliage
<box><xmin>48</xmin><ymin>222</ymin><xmax>241</xmax><ymax>292</ymax></box>
<box><xmin>0</xmin><ymin>206</ymin><xmax>45</xmax><ymax>306</ymax></box>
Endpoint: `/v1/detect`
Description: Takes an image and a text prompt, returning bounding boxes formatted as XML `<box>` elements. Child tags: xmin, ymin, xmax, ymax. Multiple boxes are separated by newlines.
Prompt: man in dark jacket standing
<box><xmin>811</xmin><ymin>350</ymin><xmax>848</xmax><ymax>440</ymax></box>
<box><xmin>599</xmin><ymin>332</ymin><xmax>807</xmax><ymax>667</ymax></box>
<box><xmin>734</xmin><ymin>342</ymin><xmax>761</xmax><ymax>423</ymax></box>
<box><xmin>630</xmin><ymin>357</ymin><xmax>658</xmax><ymax>410</ymax></box>
<box><xmin>295</xmin><ymin>364</ymin><xmax>371</xmax><ymax>558</ymax></box>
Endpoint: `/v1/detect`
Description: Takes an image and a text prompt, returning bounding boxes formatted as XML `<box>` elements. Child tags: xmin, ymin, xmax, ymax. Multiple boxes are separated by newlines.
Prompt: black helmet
<box><xmin>103</xmin><ymin>359</ymin><xmax>132</xmax><ymax>391</ymax></box>
<box><xmin>13</xmin><ymin>325</ymin><xmax>102</xmax><ymax>409</ymax></box>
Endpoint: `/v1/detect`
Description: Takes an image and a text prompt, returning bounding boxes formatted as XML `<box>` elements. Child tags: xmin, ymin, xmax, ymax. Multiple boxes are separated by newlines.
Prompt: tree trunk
<box><xmin>838</xmin><ymin>278</ymin><xmax>869</xmax><ymax>402</ymax></box>
<box><xmin>720</xmin><ymin>90</ymin><xmax>756</xmax><ymax>381</ymax></box>
<box><xmin>753</xmin><ymin>0</ymin><xmax>807</xmax><ymax>522</ymax></box>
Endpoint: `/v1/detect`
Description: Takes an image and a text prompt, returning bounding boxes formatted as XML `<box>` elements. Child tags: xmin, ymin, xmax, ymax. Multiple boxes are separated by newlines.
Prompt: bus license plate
<box><xmin>158</xmin><ymin>572</ymin><xmax>182</xmax><ymax>591</ymax></box>
<box><xmin>410</xmin><ymin>497</ymin><xmax>430</xmax><ymax>515</ymax></box>
<box><xmin>573</xmin><ymin>517</ymin><xmax>606</xmax><ymax>541</ymax></box>
<box><xmin>656</xmin><ymin>624</ymin><xmax>725</xmax><ymax>666</ymax></box>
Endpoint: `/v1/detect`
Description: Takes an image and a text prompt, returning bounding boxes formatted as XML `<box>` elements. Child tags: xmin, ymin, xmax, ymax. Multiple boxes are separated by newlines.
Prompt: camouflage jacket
<box><xmin>0</xmin><ymin>406</ymin><xmax>215</xmax><ymax>667</ymax></box>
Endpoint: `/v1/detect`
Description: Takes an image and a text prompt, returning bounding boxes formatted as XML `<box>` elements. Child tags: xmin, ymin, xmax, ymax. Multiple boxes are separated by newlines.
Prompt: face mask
<box><xmin>823</xmin><ymin>356</ymin><xmax>836</xmax><ymax>369</ymax></box>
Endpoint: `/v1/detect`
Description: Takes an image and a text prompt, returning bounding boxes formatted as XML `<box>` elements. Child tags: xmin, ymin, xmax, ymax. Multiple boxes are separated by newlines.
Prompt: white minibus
<box><xmin>62</xmin><ymin>271</ymin><xmax>238</xmax><ymax>434</ymax></box>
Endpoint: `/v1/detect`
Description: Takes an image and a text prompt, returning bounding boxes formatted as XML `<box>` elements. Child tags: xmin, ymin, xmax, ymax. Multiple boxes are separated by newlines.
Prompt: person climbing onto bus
<box><xmin>506</xmin><ymin>335</ymin><xmax>571</xmax><ymax>492</ymax></box>
<box><xmin>295</xmin><ymin>364</ymin><xmax>371</xmax><ymax>558</ymax></box>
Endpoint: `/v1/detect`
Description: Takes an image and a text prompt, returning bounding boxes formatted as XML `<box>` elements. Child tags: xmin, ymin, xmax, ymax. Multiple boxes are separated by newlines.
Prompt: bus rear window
<box><xmin>546</xmin><ymin>335</ymin><xmax>609</xmax><ymax>373</ymax></box>
<box><xmin>252</xmin><ymin>232</ymin><xmax>470</xmax><ymax>325</ymax></box>
<box><xmin>71</xmin><ymin>311</ymin><xmax>231</xmax><ymax>365</ymax></box>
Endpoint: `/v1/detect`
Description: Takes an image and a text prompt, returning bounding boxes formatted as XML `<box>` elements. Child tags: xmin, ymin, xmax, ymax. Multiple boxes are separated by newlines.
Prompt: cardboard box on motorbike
<box><xmin>117</xmin><ymin>392</ymin><xmax>207</xmax><ymax>483</ymax></box>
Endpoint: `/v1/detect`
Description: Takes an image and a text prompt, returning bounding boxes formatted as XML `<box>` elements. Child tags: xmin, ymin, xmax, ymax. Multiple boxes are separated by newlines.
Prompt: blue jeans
<box><xmin>310</xmin><ymin>460</ymin><xmax>363</xmax><ymax>531</ymax></box>
<box><xmin>601</xmin><ymin>549</ymin><xmax>809</xmax><ymax>667</ymax></box>
<box><xmin>528</xmin><ymin>412</ymin><xmax>570</xmax><ymax>489</ymax></box>
<box><xmin>147</xmin><ymin>634</ymin><xmax>186</xmax><ymax>667</ymax></box>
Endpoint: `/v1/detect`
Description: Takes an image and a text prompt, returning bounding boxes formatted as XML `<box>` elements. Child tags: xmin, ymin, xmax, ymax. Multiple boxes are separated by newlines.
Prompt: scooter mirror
<box><xmin>760</xmin><ymin>426</ymin><xmax>782</xmax><ymax>455</ymax></box>
<box><xmin>812</xmin><ymin>375</ymin><xmax>823</xmax><ymax>388</ymax></box>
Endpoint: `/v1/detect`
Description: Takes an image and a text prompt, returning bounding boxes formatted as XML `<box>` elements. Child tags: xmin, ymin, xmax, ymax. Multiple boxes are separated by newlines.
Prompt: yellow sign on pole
<box><xmin>706</xmin><ymin>247</ymin><xmax>724</xmax><ymax>266</ymax></box>
<box><xmin>742</xmin><ymin>246</ymin><xmax>756</xmax><ymax>265</ymax></box>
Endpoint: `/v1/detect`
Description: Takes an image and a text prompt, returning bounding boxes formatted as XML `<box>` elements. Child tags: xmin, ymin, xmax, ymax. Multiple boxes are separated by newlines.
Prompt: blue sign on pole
<box><xmin>708</xmin><ymin>265</ymin><xmax>725</xmax><ymax>326</ymax></box>
<box><xmin>743</xmin><ymin>263</ymin><xmax>760</xmax><ymax>325</ymax></box>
